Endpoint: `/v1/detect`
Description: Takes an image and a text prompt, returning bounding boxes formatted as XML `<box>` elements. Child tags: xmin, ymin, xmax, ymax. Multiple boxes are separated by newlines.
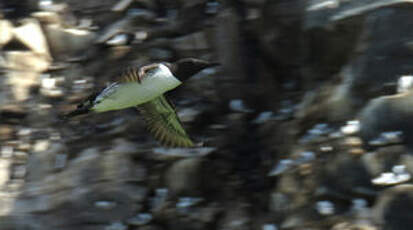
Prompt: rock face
<box><xmin>43</xmin><ymin>25</ymin><xmax>96</xmax><ymax>60</ymax></box>
<box><xmin>299</xmin><ymin>0</ymin><xmax>413</xmax><ymax>123</ymax></box>
<box><xmin>13</xmin><ymin>18</ymin><xmax>51</xmax><ymax>58</ymax></box>
<box><xmin>373</xmin><ymin>185</ymin><xmax>413</xmax><ymax>230</ymax></box>
<box><xmin>2</xmin><ymin>0</ymin><xmax>413</xmax><ymax>230</ymax></box>
<box><xmin>165</xmin><ymin>158</ymin><xmax>203</xmax><ymax>196</ymax></box>
<box><xmin>0</xmin><ymin>20</ymin><xmax>13</xmax><ymax>46</ymax></box>
<box><xmin>359</xmin><ymin>92</ymin><xmax>413</xmax><ymax>149</ymax></box>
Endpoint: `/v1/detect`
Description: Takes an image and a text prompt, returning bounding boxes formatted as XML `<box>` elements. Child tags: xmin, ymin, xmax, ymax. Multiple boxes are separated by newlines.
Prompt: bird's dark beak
<box><xmin>172</xmin><ymin>58</ymin><xmax>220</xmax><ymax>81</ymax></box>
<box><xmin>184</xmin><ymin>58</ymin><xmax>220</xmax><ymax>71</ymax></box>
<box><xmin>204</xmin><ymin>61</ymin><xmax>220</xmax><ymax>68</ymax></box>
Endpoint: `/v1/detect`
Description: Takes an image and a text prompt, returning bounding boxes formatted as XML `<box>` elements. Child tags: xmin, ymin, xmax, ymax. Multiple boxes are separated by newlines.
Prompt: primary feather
<box><xmin>137</xmin><ymin>95</ymin><xmax>194</xmax><ymax>147</ymax></box>
<box><xmin>120</xmin><ymin>67</ymin><xmax>141</xmax><ymax>83</ymax></box>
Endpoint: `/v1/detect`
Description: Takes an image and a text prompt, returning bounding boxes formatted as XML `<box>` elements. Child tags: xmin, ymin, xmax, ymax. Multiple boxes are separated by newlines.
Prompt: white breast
<box><xmin>92</xmin><ymin>64</ymin><xmax>182</xmax><ymax>112</ymax></box>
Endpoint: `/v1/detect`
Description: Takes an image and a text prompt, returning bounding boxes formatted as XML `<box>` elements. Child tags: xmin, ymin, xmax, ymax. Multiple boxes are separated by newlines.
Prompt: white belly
<box><xmin>92</xmin><ymin>64</ymin><xmax>182</xmax><ymax>112</ymax></box>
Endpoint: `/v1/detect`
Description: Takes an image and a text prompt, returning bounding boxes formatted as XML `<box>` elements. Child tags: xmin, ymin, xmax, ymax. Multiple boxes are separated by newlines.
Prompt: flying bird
<box><xmin>65</xmin><ymin>58</ymin><xmax>218</xmax><ymax>147</ymax></box>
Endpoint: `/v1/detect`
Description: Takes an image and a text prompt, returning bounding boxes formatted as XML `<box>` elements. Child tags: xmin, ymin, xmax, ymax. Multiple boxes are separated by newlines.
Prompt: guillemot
<box><xmin>65</xmin><ymin>58</ymin><xmax>218</xmax><ymax>147</ymax></box>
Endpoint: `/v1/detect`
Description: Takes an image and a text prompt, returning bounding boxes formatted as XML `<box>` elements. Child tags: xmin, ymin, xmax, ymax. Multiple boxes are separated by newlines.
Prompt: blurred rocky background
<box><xmin>2</xmin><ymin>0</ymin><xmax>413</xmax><ymax>229</ymax></box>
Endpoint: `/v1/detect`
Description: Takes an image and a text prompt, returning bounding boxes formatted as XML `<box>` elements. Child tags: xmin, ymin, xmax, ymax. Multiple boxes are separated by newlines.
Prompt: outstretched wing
<box><xmin>137</xmin><ymin>95</ymin><xmax>194</xmax><ymax>147</ymax></box>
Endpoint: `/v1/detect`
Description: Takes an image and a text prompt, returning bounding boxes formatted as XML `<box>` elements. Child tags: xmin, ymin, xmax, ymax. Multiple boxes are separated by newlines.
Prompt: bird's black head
<box><xmin>167</xmin><ymin>58</ymin><xmax>219</xmax><ymax>81</ymax></box>
<box><xmin>62</xmin><ymin>91</ymin><xmax>99</xmax><ymax>120</ymax></box>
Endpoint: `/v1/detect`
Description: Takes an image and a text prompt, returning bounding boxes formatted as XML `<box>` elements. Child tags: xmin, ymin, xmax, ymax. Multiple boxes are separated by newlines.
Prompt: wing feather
<box><xmin>119</xmin><ymin>63</ymin><xmax>161</xmax><ymax>83</ymax></box>
<box><xmin>137</xmin><ymin>95</ymin><xmax>194</xmax><ymax>147</ymax></box>
<box><xmin>119</xmin><ymin>67</ymin><xmax>140</xmax><ymax>83</ymax></box>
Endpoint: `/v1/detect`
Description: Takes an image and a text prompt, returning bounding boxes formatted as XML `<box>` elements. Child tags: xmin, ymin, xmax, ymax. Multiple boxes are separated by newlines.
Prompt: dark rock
<box><xmin>322</xmin><ymin>153</ymin><xmax>376</xmax><ymax>196</ymax></box>
<box><xmin>104</xmin><ymin>222</ymin><xmax>127</xmax><ymax>230</ymax></box>
<box><xmin>13</xmin><ymin>182</ymin><xmax>144</xmax><ymax>227</ymax></box>
<box><xmin>132</xmin><ymin>226</ymin><xmax>162</xmax><ymax>230</ymax></box>
<box><xmin>172</xmin><ymin>31</ymin><xmax>210</xmax><ymax>54</ymax></box>
<box><xmin>213</xmin><ymin>8</ymin><xmax>247</xmax><ymax>104</ymax></box>
<box><xmin>373</xmin><ymin>184</ymin><xmax>413</xmax><ymax>230</ymax></box>
<box><xmin>303</xmin><ymin>0</ymin><xmax>413</xmax><ymax>80</ymax></box>
<box><xmin>111</xmin><ymin>0</ymin><xmax>134</xmax><ymax>12</ymax></box>
<box><xmin>54</xmin><ymin>0</ymin><xmax>120</xmax><ymax>26</ymax></box>
<box><xmin>43</xmin><ymin>25</ymin><xmax>96</xmax><ymax>60</ymax></box>
<box><xmin>127</xmin><ymin>213</ymin><xmax>153</xmax><ymax>226</ymax></box>
<box><xmin>96</xmin><ymin>9</ymin><xmax>155</xmax><ymax>44</ymax></box>
<box><xmin>361</xmin><ymin>145</ymin><xmax>408</xmax><ymax>176</ymax></box>
<box><xmin>25</xmin><ymin>141</ymin><xmax>62</xmax><ymax>182</ymax></box>
<box><xmin>297</xmin><ymin>0</ymin><xmax>413</xmax><ymax>124</ymax></box>
<box><xmin>260</xmin><ymin>0</ymin><xmax>305</xmax><ymax>70</ymax></box>
<box><xmin>217</xmin><ymin>202</ymin><xmax>250</xmax><ymax>230</ymax></box>
<box><xmin>165</xmin><ymin>158</ymin><xmax>203</xmax><ymax>196</ymax></box>
<box><xmin>152</xmin><ymin>147</ymin><xmax>215</xmax><ymax>160</ymax></box>
<box><xmin>359</xmin><ymin>92</ymin><xmax>413</xmax><ymax>150</ymax></box>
